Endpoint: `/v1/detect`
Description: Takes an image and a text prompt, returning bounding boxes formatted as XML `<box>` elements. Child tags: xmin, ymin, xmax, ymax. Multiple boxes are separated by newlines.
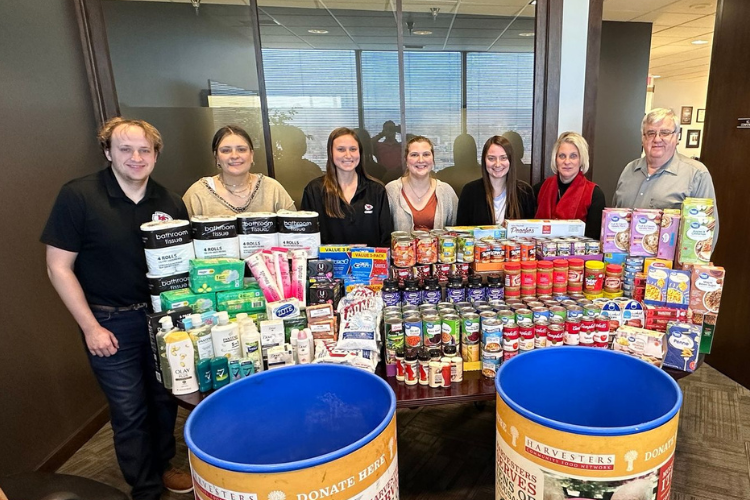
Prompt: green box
<box><xmin>160</xmin><ymin>288</ymin><xmax>216</xmax><ymax>314</ymax></box>
<box><xmin>189</xmin><ymin>258</ymin><xmax>245</xmax><ymax>294</ymax></box>
<box><xmin>216</xmin><ymin>285</ymin><xmax>266</xmax><ymax>315</ymax></box>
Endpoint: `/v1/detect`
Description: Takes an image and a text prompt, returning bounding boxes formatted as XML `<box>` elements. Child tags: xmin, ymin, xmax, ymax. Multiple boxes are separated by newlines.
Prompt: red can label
<box><xmin>594</xmin><ymin>341</ymin><xmax>609</xmax><ymax>348</ymax></box>
<box><xmin>593</xmin><ymin>330</ymin><xmax>609</xmax><ymax>343</ymax></box>
<box><xmin>595</xmin><ymin>315</ymin><xmax>610</xmax><ymax>332</ymax></box>
<box><xmin>579</xmin><ymin>317</ymin><xmax>595</xmax><ymax>343</ymax></box>
<box><xmin>564</xmin><ymin>320</ymin><xmax>580</xmax><ymax>345</ymax></box>
<box><xmin>547</xmin><ymin>324</ymin><xmax>564</xmax><ymax>345</ymax></box>
<box><xmin>503</xmin><ymin>323</ymin><xmax>520</xmax><ymax>340</ymax></box>
<box><xmin>504</xmin><ymin>350</ymin><xmax>518</xmax><ymax>362</ymax></box>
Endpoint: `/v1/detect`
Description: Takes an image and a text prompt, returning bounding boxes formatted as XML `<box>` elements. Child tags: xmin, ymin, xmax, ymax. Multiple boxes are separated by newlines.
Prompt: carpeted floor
<box><xmin>58</xmin><ymin>363</ymin><xmax>750</xmax><ymax>499</ymax></box>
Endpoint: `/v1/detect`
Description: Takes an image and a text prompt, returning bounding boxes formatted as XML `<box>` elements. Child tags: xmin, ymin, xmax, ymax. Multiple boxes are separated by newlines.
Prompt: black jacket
<box><xmin>456</xmin><ymin>179</ymin><xmax>536</xmax><ymax>226</ymax></box>
<box><xmin>301</xmin><ymin>174</ymin><xmax>393</xmax><ymax>247</ymax></box>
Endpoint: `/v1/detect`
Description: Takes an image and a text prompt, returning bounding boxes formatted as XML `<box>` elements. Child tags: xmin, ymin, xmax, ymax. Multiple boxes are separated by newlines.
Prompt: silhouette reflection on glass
<box><xmin>371</xmin><ymin>120</ymin><xmax>403</xmax><ymax>172</ymax></box>
<box><xmin>435</xmin><ymin>133</ymin><xmax>481</xmax><ymax>196</ymax></box>
<box><xmin>353</xmin><ymin>128</ymin><xmax>387</xmax><ymax>181</ymax></box>
<box><xmin>501</xmin><ymin>130</ymin><xmax>530</xmax><ymax>185</ymax></box>
<box><xmin>271</xmin><ymin>124</ymin><xmax>325</xmax><ymax>207</ymax></box>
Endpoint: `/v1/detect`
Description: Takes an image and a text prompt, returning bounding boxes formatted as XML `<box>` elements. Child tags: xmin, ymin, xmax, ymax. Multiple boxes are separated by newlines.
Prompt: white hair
<box><xmin>642</xmin><ymin>108</ymin><xmax>678</xmax><ymax>134</ymax></box>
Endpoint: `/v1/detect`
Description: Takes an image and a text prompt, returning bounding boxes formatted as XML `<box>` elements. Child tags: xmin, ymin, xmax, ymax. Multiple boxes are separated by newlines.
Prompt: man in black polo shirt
<box><xmin>41</xmin><ymin>118</ymin><xmax>192</xmax><ymax>498</ymax></box>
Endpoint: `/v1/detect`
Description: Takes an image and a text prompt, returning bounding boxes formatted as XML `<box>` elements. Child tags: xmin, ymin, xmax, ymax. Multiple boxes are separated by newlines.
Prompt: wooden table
<box><xmin>172</xmin><ymin>355</ymin><xmax>703</xmax><ymax>412</ymax></box>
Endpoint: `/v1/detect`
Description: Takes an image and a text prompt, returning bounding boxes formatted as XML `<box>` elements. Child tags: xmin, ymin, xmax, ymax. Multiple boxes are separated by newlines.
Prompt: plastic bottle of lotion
<box><xmin>188</xmin><ymin>313</ymin><xmax>214</xmax><ymax>363</ymax></box>
<box><xmin>157</xmin><ymin>316</ymin><xmax>175</xmax><ymax>390</ymax></box>
<box><xmin>297</xmin><ymin>328</ymin><xmax>312</xmax><ymax>364</ymax></box>
<box><xmin>163</xmin><ymin>328</ymin><xmax>199</xmax><ymax>395</ymax></box>
<box><xmin>290</xmin><ymin>328</ymin><xmax>300</xmax><ymax>364</ymax></box>
<box><xmin>211</xmin><ymin>311</ymin><xmax>241</xmax><ymax>359</ymax></box>
<box><xmin>240</xmin><ymin>318</ymin><xmax>264</xmax><ymax>373</ymax></box>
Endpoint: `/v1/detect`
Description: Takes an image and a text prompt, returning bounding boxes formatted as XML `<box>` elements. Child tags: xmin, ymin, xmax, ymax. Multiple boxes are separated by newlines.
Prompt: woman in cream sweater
<box><xmin>385</xmin><ymin>136</ymin><xmax>458</xmax><ymax>232</ymax></box>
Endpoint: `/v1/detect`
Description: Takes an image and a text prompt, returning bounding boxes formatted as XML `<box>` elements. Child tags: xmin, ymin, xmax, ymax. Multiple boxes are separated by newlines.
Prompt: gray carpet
<box><xmin>57</xmin><ymin>363</ymin><xmax>750</xmax><ymax>499</ymax></box>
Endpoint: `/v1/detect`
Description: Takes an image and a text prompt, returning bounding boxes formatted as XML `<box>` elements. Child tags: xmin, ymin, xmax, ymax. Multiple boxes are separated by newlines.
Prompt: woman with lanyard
<box><xmin>301</xmin><ymin>127</ymin><xmax>393</xmax><ymax>246</ymax></box>
<box><xmin>385</xmin><ymin>135</ymin><xmax>458</xmax><ymax>231</ymax></box>
<box><xmin>533</xmin><ymin>132</ymin><xmax>605</xmax><ymax>239</ymax></box>
<box><xmin>183</xmin><ymin>125</ymin><xmax>295</xmax><ymax>216</ymax></box>
<box><xmin>456</xmin><ymin>135</ymin><xmax>535</xmax><ymax>225</ymax></box>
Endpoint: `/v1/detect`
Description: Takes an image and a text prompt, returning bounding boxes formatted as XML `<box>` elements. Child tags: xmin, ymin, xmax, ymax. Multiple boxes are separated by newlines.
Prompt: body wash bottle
<box><xmin>240</xmin><ymin>317</ymin><xmax>264</xmax><ymax>373</ymax></box>
<box><xmin>164</xmin><ymin>328</ymin><xmax>199</xmax><ymax>395</ymax></box>
<box><xmin>211</xmin><ymin>311</ymin><xmax>241</xmax><ymax>359</ymax></box>
<box><xmin>188</xmin><ymin>313</ymin><xmax>214</xmax><ymax>363</ymax></box>
<box><xmin>157</xmin><ymin>316</ymin><xmax>175</xmax><ymax>390</ymax></box>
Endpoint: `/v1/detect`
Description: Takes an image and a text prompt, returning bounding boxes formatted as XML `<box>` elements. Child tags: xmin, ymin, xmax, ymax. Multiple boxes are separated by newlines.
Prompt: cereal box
<box><xmin>644</xmin><ymin>267</ymin><xmax>670</xmax><ymax>307</ymax></box>
<box><xmin>612</xmin><ymin>325</ymin><xmax>666</xmax><ymax>367</ymax></box>
<box><xmin>681</xmin><ymin>197</ymin><xmax>715</xmax><ymax>218</ymax></box>
<box><xmin>601</xmin><ymin>209</ymin><xmax>632</xmax><ymax>253</ymax></box>
<box><xmin>629</xmin><ymin>209</ymin><xmax>662</xmax><ymax>257</ymax></box>
<box><xmin>665</xmin><ymin>269</ymin><xmax>691</xmax><ymax>309</ymax></box>
<box><xmin>677</xmin><ymin>217</ymin><xmax>715</xmax><ymax>265</ymax></box>
<box><xmin>689</xmin><ymin>265</ymin><xmax>724</xmax><ymax>314</ymax></box>
<box><xmin>663</xmin><ymin>322</ymin><xmax>702</xmax><ymax>372</ymax></box>
<box><xmin>657</xmin><ymin>210</ymin><xmax>681</xmax><ymax>261</ymax></box>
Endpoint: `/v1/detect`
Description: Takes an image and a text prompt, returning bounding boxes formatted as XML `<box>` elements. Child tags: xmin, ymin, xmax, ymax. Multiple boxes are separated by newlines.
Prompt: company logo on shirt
<box><xmin>152</xmin><ymin>211</ymin><xmax>173</xmax><ymax>221</ymax></box>
<box><xmin>364</xmin><ymin>203</ymin><xmax>373</xmax><ymax>215</ymax></box>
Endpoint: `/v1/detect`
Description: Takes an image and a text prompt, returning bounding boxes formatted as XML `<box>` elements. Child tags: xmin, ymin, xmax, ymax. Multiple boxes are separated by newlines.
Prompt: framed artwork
<box><xmin>686</xmin><ymin>129</ymin><xmax>701</xmax><ymax>148</ymax></box>
<box><xmin>681</xmin><ymin>106</ymin><xmax>693</xmax><ymax>125</ymax></box>
<box><xmin>697</xmin><ymin>109</ymin><xmax>706</xmax><ymax>123</ymax></box>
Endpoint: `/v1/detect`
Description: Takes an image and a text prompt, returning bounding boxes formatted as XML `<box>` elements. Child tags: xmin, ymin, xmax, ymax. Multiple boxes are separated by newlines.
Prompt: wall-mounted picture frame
<box><xmin>686</xmin><ymin>129</ymin><xmax>701</xmax><ymax>148</ymax></box>
<box><xmin>697</xmin><ymin>109</ymin><xmax>706</xmax><ymax>123</ymax></box>
<box><xmin>681</xmin><ymin>106</ymin><xmax>693</xmax><ymax>125</ymax></box>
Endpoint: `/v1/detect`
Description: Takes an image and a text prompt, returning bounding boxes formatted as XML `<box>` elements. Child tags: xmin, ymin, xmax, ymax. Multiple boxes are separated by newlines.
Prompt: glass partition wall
<box><xmin>101</xmin><ymin>0</ymin><xmax>536</xmax><ymax>203</ymax></box>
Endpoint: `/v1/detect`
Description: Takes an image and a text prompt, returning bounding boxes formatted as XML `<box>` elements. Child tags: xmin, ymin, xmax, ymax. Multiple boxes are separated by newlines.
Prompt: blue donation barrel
<box><xmin>495</xmin><ymin>348</ymin><xmax>682</xmax><ymax>500</ymax></box>
<box><xmin>186</xmin><ymin>365</ymin><xmax>398</xmax><ymax>500</ymax></box>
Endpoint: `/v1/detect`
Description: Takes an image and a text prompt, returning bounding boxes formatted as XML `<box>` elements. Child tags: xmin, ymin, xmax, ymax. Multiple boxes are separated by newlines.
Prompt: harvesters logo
<box><xmin>524</xmin><ymin>437</ymin><xmax>615</xmax><ymax>470</ymax></box>
<box><xmin>192</xmin><ymin>471</ymin><xmax>258</xmax><ymax>500</ymax></box>
<box><xmin>364</xmin><ymin>203</ymin><xmax>373</xmax><ymax>214</ymax></box>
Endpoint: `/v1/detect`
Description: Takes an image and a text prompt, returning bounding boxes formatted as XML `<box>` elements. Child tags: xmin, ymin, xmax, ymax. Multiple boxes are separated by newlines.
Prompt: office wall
<box><xmin>591</xmin><ymin>21</ymin><xmax>652</xmax><ymax>203</ymax></box>
<box><xmin>652</xmin><ymin>77</ymin><xmax>708</xmax><ymax>157</ymax></box>
<box><xmin>0</xmin><ymin>0</ymin><xmax>107</xmax><ymax>474</ymax></box>
<box><xmin>700</xmin><ymin>0</ymin><xmax>750</xmax><ymax>389</ymax></box>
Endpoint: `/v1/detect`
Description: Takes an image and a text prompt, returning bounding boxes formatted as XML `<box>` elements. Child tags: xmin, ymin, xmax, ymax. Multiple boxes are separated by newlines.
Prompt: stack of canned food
<box><xmin>391</xmin><ymin>229</ymin><xmax>475</xmax><ymax>267</ymax></box>
<box><xmin>622</xmin><ymin>256</ymin><xmax>645</xmax><ymax>299</ymax></box>
<box><xmin>384</xmin><ymin>294</ymin><xmax>616</xmax><ymax>382</ymax></box>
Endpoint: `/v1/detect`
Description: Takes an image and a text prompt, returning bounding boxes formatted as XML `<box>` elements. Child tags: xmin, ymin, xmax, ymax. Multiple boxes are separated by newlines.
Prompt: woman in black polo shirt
<box><xmin>301</xmin><ymin>127</ymin><xmax>393</xmax><ymax>246</ymax></box>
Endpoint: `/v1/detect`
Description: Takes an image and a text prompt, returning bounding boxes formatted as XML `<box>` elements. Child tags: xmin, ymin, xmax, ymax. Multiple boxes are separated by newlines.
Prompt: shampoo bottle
<box><xmin>164</xmin><ymin>328</ymin><xmax>199</xmax><ymax>395</ymax></box>
<box><xmin>157</xmin><ymin>316</ymin><xmax>175</xmax><ymax>390</ymax></box>
<box><xmin>188</xmin><ymin>313</ymin><xmax>214</xmax><ymax>363</ymax></box>
<box><xmin>211</xmin><ymin>311</ymin><xmax>241</xmax><ymax>359</ymax></box>
<box><xmin>240</xmin><ymin>317</ymin><xmax>264</xmax><ymax>373</ymax></box>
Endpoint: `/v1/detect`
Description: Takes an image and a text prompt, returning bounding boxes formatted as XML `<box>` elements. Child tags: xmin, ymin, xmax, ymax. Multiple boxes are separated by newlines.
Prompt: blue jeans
<box><xmin>87</xmin><ymin>309</ymin><xmax>177</xmax><ymax>500</ymax></box>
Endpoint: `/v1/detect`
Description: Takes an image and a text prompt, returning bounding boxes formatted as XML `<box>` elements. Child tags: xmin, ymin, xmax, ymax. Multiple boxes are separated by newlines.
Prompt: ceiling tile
<box><xmin>653</xmin><ymin>26</ymin><xmax>712</xmax><ymax>37</ymax></box>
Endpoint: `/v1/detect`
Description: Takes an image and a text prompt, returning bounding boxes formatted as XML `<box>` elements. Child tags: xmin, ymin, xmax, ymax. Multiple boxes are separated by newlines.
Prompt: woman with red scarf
<box><xmin>533</xmin><ymin>132</ymin><xmax>605</xmax><ymax>239</ymax></box>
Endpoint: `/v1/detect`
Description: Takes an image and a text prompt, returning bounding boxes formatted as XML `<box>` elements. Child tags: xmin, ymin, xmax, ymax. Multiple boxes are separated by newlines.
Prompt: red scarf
<box><xmin>535</xmin><ymin>172</ymin><xmax>596</xmax><ymax>221</ymax></box>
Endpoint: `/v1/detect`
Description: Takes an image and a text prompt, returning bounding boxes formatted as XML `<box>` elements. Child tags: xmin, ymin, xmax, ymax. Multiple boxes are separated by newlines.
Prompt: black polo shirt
<box><xmin>301</xmin><ymin>174</ymin><xmax>393</xmax><ymax>247</ymax></box>
<box><xmin>41</xmin><ymin>167</ymin><xmax>188</xmax><ymax>307</ymax></box>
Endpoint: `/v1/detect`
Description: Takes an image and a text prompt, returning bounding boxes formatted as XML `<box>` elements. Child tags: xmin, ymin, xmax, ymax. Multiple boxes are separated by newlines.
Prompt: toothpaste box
<box><xmin>349</xmin><ymin>247</ymin><xmax>390</xmax><ymax>280</ymax></box>
<box><xmin>663</xmin><ymin>321</ymin><xmax>702</xmax><ymax>372</ymax></box>
<box><xmin>318</xmin><ymin>245</ymin><xmax>360</xmax><ymax>278</ymax></box>
<box><xmin>160</xmin><ymin>288</ymin><xmax>216</xmax><ymax>314</ymax></box>
<box><xmin>189</xmin><ymin>258</ymin><xmax>245</xmax><ymax>293</ymax></box>
<box><xmin>504</xmin><ymin>219</ymin><xmax>585</xmax><ymax>238</ymax></box>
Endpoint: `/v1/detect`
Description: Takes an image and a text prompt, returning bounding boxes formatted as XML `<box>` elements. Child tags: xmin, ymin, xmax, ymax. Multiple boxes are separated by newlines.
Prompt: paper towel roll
<box><xmin>236</xmin><ymin>212</ymin><xmax>279</xmax><ymax>258</ymax></box>
<box><xmin>277</xmin><ymin>210</ymin><xmax>321</xmax><ymax>258</ymax></box>
<box><xmin>191</xmin><ymin>215</ymin><xmax>239</xmax><ymax>259</ymax></box>
<box><xmin>141</xmin><ymin>220</ymin><xmax>194</xmax><ymax>276</ymax></box>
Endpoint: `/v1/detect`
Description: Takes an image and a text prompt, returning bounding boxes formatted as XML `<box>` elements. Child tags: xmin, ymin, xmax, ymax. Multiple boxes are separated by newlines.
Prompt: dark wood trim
<box><xmin>74</xmin><ymin>0</ymin><xmax>119</xmax><ymax>125</ymax></box>
<box><xmin>531</xmin><ymin>0</ymin><xmax>563</xmax><ymax>185</ymax></box>
<box><xmin>461</xmin><ymin>51</ymin><xmax>468</xmax><ymax>135</ymax></box>
<box><xmin>396</xmin><ymin>0</ymin><xmax>407</xmax><ymax>154</ymax></box>
<box><xmin>582</xmin><ymin>0</ymin><xmax>603</xmax><ymax>178</ymax></box>
<box><xmin>249</xmin><ymin>0</ymin><xmax>275</xmax><ymax>178</ymax></box>
<box><xmin>36</xmin><ymin>405</ymin><xmax>109</xmax><ymax>472</ymax></box>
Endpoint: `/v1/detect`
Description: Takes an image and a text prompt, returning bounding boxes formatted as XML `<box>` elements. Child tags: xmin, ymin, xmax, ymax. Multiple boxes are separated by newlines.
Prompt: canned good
<box><xmin>462</xmin><ymin>313</ymin><xmax>481</xmax><ymax>344</ymax></box>
<box><xmin>547</xmin><ymin>323</ymin><xmax>564</xmax><ymax>346</ymax></box>
<box><xmin>515</xmin><ymin>308</ymin><xmax>533</xmax><ymax>324</ymax></box>
<box><xmin>505</xmin><ymin>240</ymin><xmax>521</xmax><ymax>262</ymax></box>
<box><xmin>385</xmin><ymin>318</ymin><xmax>404</xmax><ymax>351</ymax></box>
<box><xmin>481</xmin><ymin>351</ymin><xmax>502</xmax><ymax>378</ymax></box>
<box><xmin>583</xmin><ymin>303</ymin><xmax>601</xmax><ymax>317</ymax></box>
<box><xmin>475</xmin><ymin>241</ymin><xmax>491</xmax><ymax>263</ymax></box>
<box><xmin>404</xmin><ymin>315</ymin><xmax>423</xmax><ymax>348</ymax></box>
<box><xmin>441</xmin><ymin>314</ymin><xmax>461</xmax><ymax>346</ymax></box>
<box><xmin>579</xmin><ymin>316</ymin><xmax>595</xmax><ymax>344</ymax></box>
<box><xmin>566</xmin><ymin>304</ymin><xmax>584</xmax><ymax>320</ymax></box>
<box><xmin>422</xmin><ymin>315</ymin><xmax>442</xmax><ymax>348</ymax></box>
<box><xmin>563</xmin><ymin>319</ymin><xmax>581</xmax><ymax>345</ymax></box>
<box><xmin>497</xmin><ymin>310</ymin><xmax>515</xmax><ymax>325</ymax></box>
<box><xmin>585</xmin><ymin>240</ymin><xmax>601</xmax><ymax>255</ymax></box>
<box><xmin>549</xmin><ymin>305</ymin><xmax>567</xmax><ymax>322</ymax></box>
<box><xmin>391</xmin><ymin>231</ymin><xmax>410</xmax><ymax>244</ymax></box>
<box><xmin>555</xmin><ymin>239</ymin><xmax>572</xmax><ymax>257</ymax></box>
<box><xmin>393</xmin><ymin>236</ymin><xmax>416</xmax><ymax>268</ymax></box>
<box><xmin>592</xmin><ymin>328</ymin><xmax>608</xmax><ymax>345</ymax></box>
<box><xmin>503</xmin><ymin>350</ymin><xmax>519</xmax><ymax>362</ymax></box>
<box><xmin>519</xmin><ymin>323</ymin><xmax>535</xmax><ymax>351</ymax></box>
<box><xmin>541</xmin><ymin>240</ymin><xmax>557</xmax><ymax>258</ymax></box>
<box><xmin>439</xmin><ymin>234</ymin><xmax>457</xmax><ymax>264</ymax></box>
<box><xmin>462</xmin><ymin>342</ymin><xmax>480</xmax><ymax>362</ymax></box>
<box><xmin>416</xmin><ymin>234</ymin><xmax>438</xmax><ymax>264</ymax></box>
<box><xmin>533</xmin><ymin>320</ymin><xmax>548</xmax><ymax>348</ymax></box>
<box><xmin>531</xmin><ymin>306</ymin><xmax>549</xmax><ymax>322</ymax></box>
<box><xmin>458</xmin><ymin>235</ymin><xmax>475</xmax><ymax>263</ymax></box>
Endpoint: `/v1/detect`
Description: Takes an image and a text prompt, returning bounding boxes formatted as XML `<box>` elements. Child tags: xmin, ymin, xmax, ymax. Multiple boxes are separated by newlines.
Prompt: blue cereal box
<box><xmin>664</xmin><ymin>321</ymin><xmax>702</xmax><ymax>372</ymax></box>
<box><xmin>665</xmin><ymin>269</ymin><xmax>691</xmax><ymax>309</ymax></box>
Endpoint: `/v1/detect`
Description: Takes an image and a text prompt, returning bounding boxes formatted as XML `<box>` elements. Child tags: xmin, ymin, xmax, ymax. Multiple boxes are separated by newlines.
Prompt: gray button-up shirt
<box><xmin>612</xmin><ymin>152</ymin><xmax>719</xmax><ymax>245</ymax></box>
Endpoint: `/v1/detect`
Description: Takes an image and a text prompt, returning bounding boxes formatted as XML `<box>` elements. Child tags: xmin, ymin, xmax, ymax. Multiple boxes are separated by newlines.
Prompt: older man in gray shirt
<box><xmin>613</xmin><ymin>108</ymin><xmax>718</xmax><ymax>244</ymax></box>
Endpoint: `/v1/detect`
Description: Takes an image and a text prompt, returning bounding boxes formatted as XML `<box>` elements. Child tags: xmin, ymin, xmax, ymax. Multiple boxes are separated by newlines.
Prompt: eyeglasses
<box><xmin>643</xmin><ymin>130</ymin><xmax>676</xmax><ymax>140</ymax></box>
